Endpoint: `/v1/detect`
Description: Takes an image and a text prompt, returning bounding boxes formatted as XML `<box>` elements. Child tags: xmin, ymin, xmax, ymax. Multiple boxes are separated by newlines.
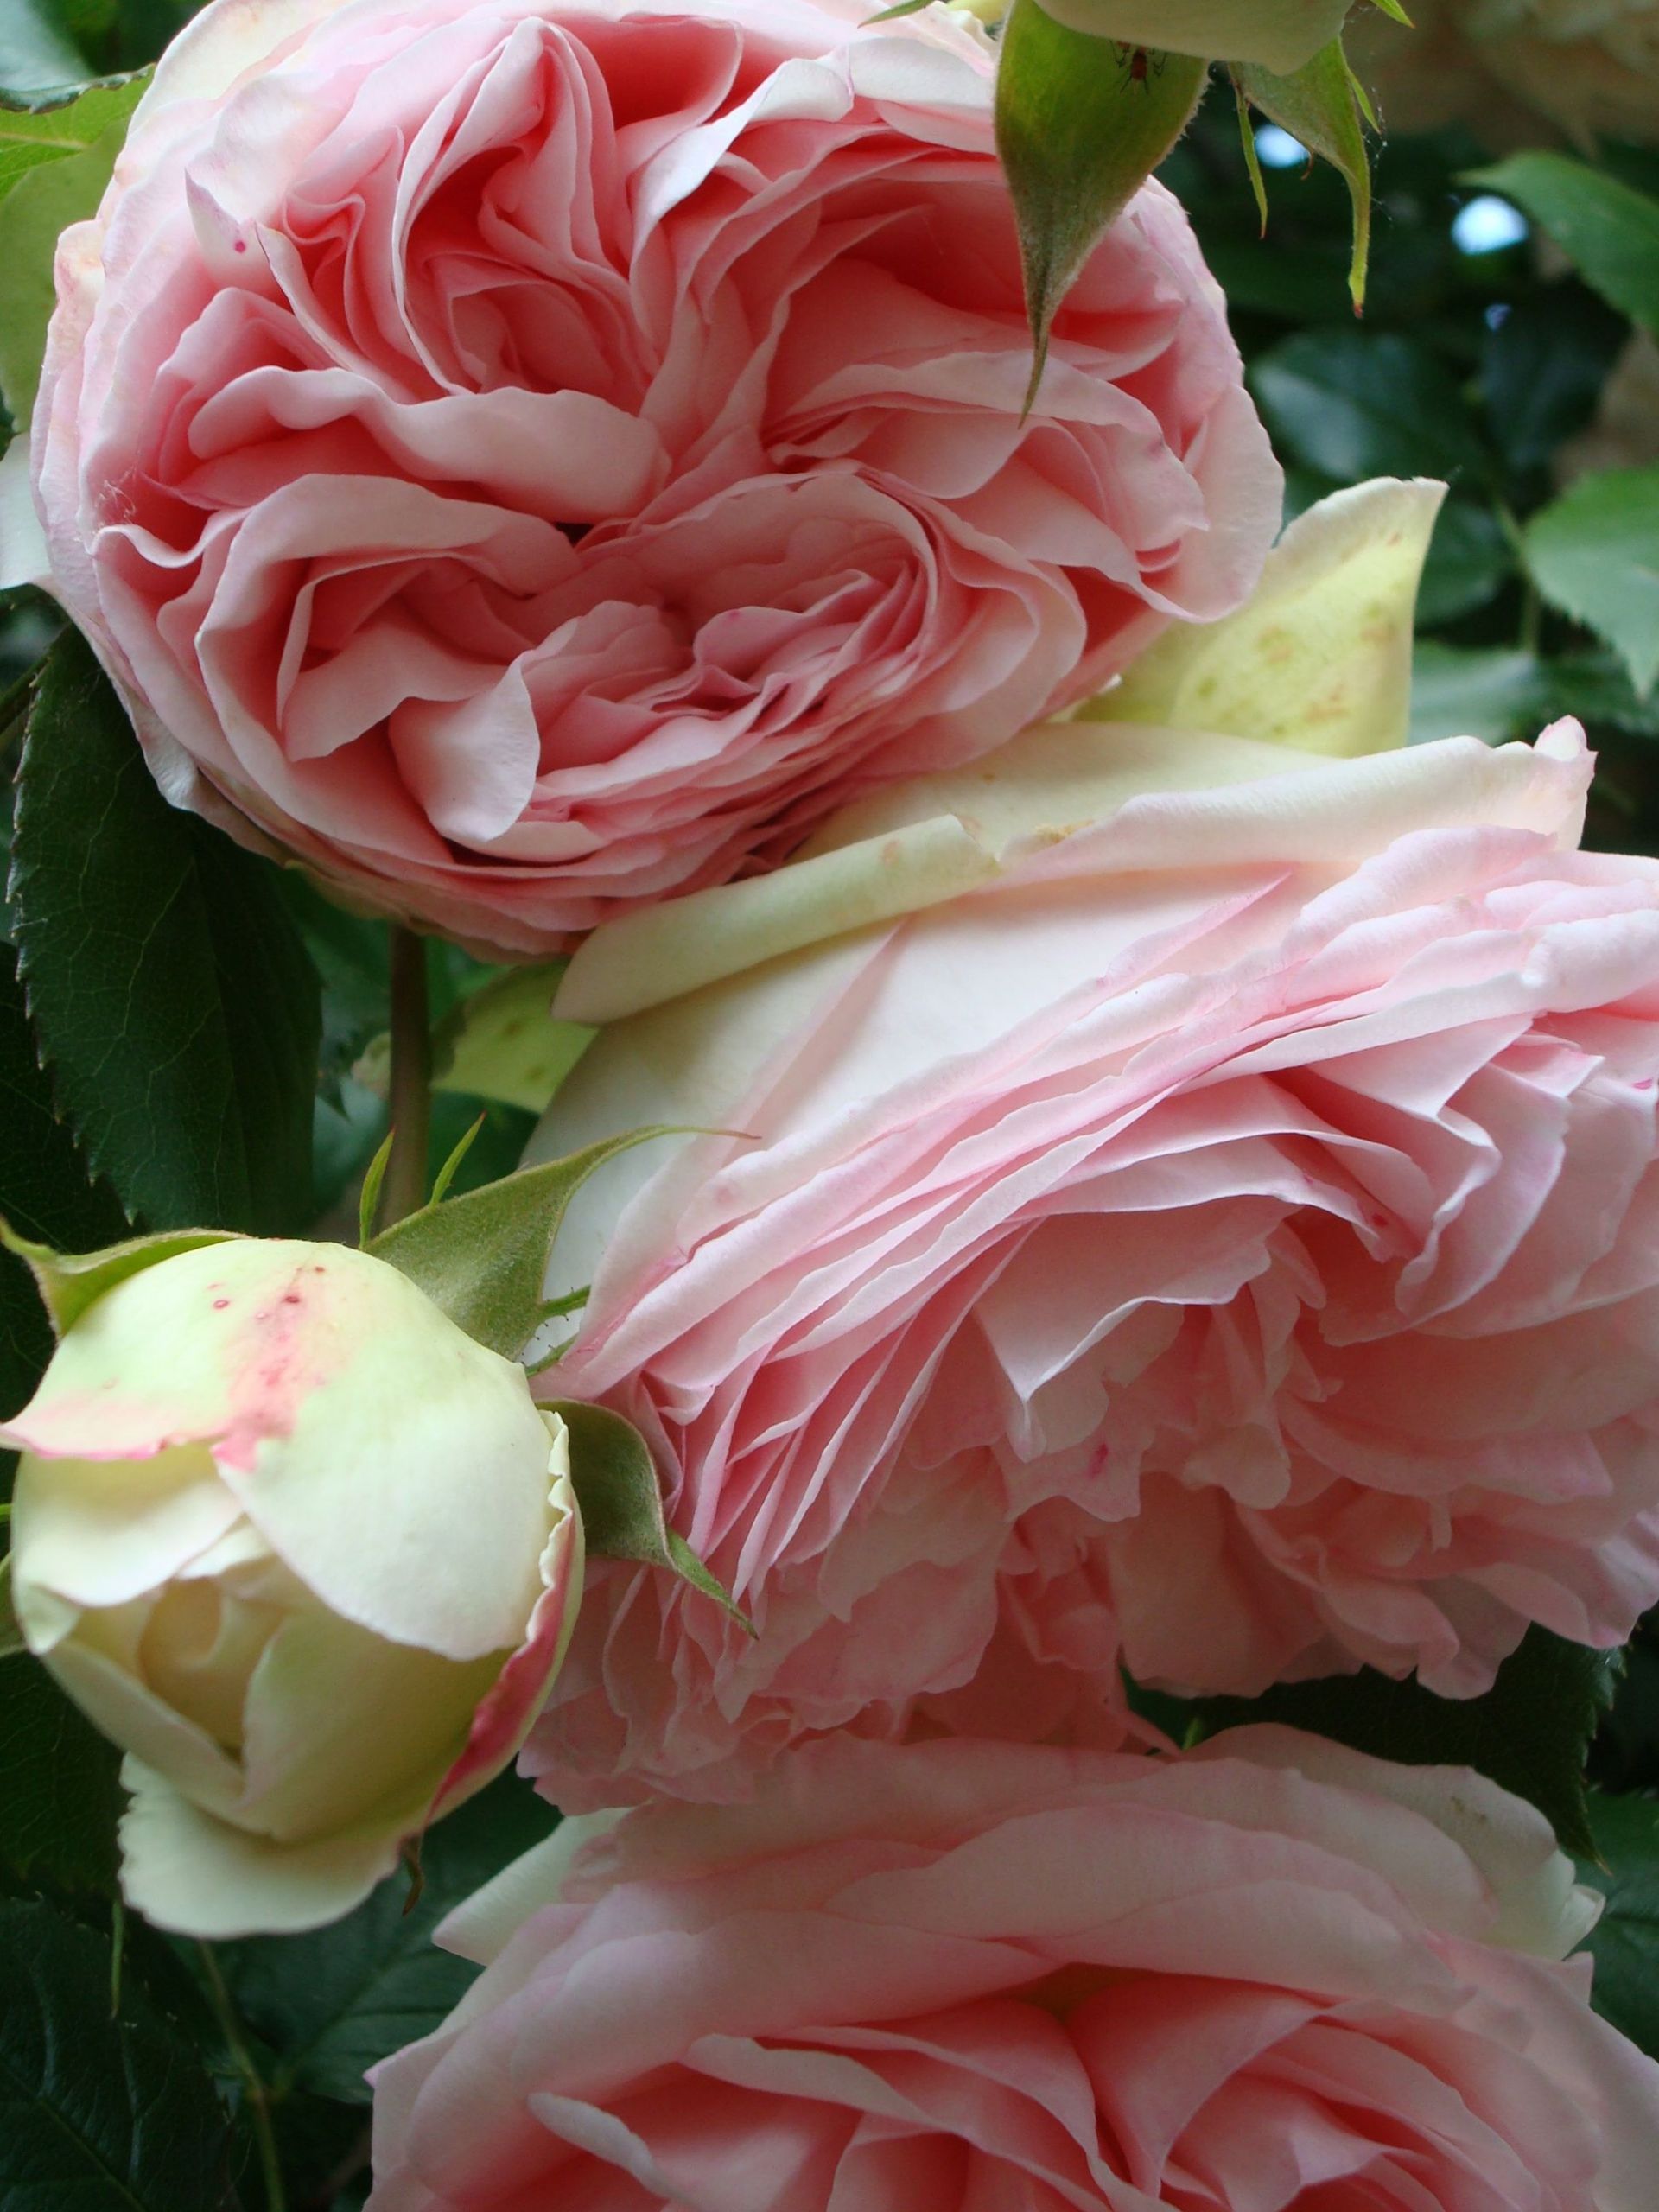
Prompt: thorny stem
<box><xmin>197</xmin><ymin>1942</ymin><xmax>287</xmax><ymax>2212</ymax></box>
<box><xmin>382</xmin><ymin>926</ymin><xmax>433</xmax><ymax>1230</ymax></box>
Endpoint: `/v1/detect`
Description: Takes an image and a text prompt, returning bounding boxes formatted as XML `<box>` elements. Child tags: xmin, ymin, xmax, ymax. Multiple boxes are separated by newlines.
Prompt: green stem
<box><xmin>197</xmin><ymin>1943</ymin><xmax>287</xmax><ymax>2212</ymax></box>
<box><xmin>381</xmin><ymin>927</ymin><xmax>433</xmax><ymax>1230</ymax></box>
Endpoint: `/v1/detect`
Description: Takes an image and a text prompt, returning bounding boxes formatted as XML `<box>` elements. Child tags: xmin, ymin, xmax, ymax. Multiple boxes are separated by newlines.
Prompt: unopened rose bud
<box><xmin>3</xmin><ymin>1238</ymin><xmax>581</xmax><ymax>1937</ymax></box>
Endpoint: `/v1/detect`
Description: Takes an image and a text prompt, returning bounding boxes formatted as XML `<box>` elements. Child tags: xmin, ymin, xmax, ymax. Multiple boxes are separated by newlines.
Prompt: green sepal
<box><xmin>553</xmin><ymin>1399</ymin><xmax>754</xmax><ymax>1634</ymax></box>
<box><xmin>364</xmin><ymin>1129</ymin><xmax>672</xmax><ymax>1360</ymax></box>
<box><xmin>1236</xmin><ymin>38</ymin><xmax>1374</xmax><ymax>310</ymax></box>
<box><xmin>357</xmin><ymin>1128</ymin><xmax>396</xmax><ymax>1248</ymax></box>
<box><xmin>0</xmin><ymin>1217</ymin><xmax>241</xmax><ymax>1340</ymax></box>
<box><xmin>995</xmin><ymin>1</ymin><xmax>1207</xmax><ymax>406</ymax></box>
<box><xmin>0</xmin><ymin>1555</ymin><xmax>22</xmax><ymax>1662</ymax></box>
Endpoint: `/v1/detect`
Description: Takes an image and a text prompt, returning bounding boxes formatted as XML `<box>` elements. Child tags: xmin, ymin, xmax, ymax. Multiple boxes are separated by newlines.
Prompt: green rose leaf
<box><xmin>1468</xmin><ymin>154</ymin><xmax>1659</xmax><ymax>343</ymax></box>
<box><xmin>995</xmin><ymin>0</ymin><xmax>1207</xmax><ymax>403</ymax></box>
<box><xmin>553</xmin><ymin>1398</ymin><xmax>753</xmax><ymax>1631</ymax></box>
<box><xmin>0</xmin><ymin>1897</ymin><xmax>238</xmax><ymax>2209</ymax></box>
<box><xmin>8</xmin><ymin>632</ymin><xmax>321</xmax><ymax>1236</ymax></box>
<box><xmin>1234</xmin><ymin>40</ymin><xmax>1373</xmax><ymax>309</ymax></box>
<box><xmin>1183</xmin><ymin>1625</ymin><xmax>1618</xmax><ymax>1858</ymax></box>
<box><xmin>0</xmin><ymin>73</ymin><xmax>148</xmax><ymax>421</ymax></box>
<box><xmin>1522</xmin><ymin>466</ymin><xmax>1659</xmax><ymax>699</ymax></box>
<box><xmin>0</xmin><ymin>938</ymin><xmax>127</xmax><ymax>1440</ymax></box>
<box><xmin>0</xmin><ymin>1651</ymin><xmax>122</xmax><ymax>1895</ymax></box>
<box><xmin>1251</xmin><ymin>328</ymin><xmax>1492</xmax><ymax>485</ymax></box>
<box><xmin>213</xmin><ymin>1773</ymin><xmax>555</xmax><ymax>2107</ymax></box>
<box><xmin>0</xmin><ymin>72</ymin><xmax>144</xmax><ymax>204</ymax></box>
<box><xmin>1408</xmin><ymin>642</ymin><xmax>1541</xmax><ymax>747</ymax></box>
<box><xmin>1576</xmin><ymin>1793</ymin><xmax>1659</xmax><ymax>2058</ymax></box>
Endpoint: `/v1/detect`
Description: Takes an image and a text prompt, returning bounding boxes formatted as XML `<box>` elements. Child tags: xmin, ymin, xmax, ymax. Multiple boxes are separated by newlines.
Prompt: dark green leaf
<box><xmin>278</xmin><ymin>874</ymin><xmax>390</xmax><ymax>1093</ymax></box>
<box><xmin>1470</xmin><ymin>153</ymin><xmax>1659</xmax><ymax>340</ymax></box>
<box><xmin>214</xmin><ymin>1773</ymin><xmax>555</xmax><ymax>2106</ymax></box>
<box><xmin>1522</xmin><ymin>466</ymin><xmax>1659</xmax><ymax>698</ymax></box>
<box><xmin>0</xmin><ymin>1653</ymin><xmax>121</xmax><ymax>1895</ymax></box>
<box><xmin>1534</xmin><ymin>652</ymin><xmax>1659</xmax><ymax>742</ymax></box>
<box><xmin>1576</xmin><ymin>1793</ymin><xmax>1659</xmax><ymax>2057</ymax></box>
<box><xmin>366</xmin><ymin>1128</ymin><xmax>669</xmax><ymax>1358</ymax></box>
<box><xmin>1251</xmin><ymin>327</ymin><xmax>1491</xmax><ymax>484</ymax></box>
<box><xmin>1415</xmin><ymin>496</ymin><xmax>1515</xmax><ymax>626</ymax></box>
<box><xmin>995</xmin><ymin>3</ymin><xmax>1207</xmax><ymax>399</ymax></box>
<box><xmin>0</xmin><ymin>938</ymin><xmax>126</xmax><ymax>1433</ymax></box>
<box><xmin>9</xmin><ymin>632</ymin><xmax>321</xmax><ymax>1235</ymax></box>
<box><xmin>0</xmin><ymin>1896</ymin><xmax>236</xmax><ymax>2210</ymax></box>
<box><xmin>1481</xmin><ymin>282</ymin><xmax>1628</xmax><ymax>478</ymax></box>
<box><xmin>554</xmin><ymin>1399</ymin><xmax>753</xmax><ymax>1632</ymax></box>
<box><xmin>1189</xmin><ymin>1625</ymin><xmax>1617</xmax><ymax>1856</ymax></box>
<box><xmin>1408</xmin><ymin>642</ymin><xmax>1540</xmax><ymax>747</ymax></box>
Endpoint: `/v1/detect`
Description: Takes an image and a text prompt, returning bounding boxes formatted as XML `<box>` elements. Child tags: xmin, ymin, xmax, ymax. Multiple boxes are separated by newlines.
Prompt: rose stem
<box><xmin>196</xmin><ymin>1942</ymin><xmax>287</xmax><ymax>2212</ymax></box>
<box><xmin>382</xmin><ymin>925</ymin><xmax>434</xmax><ymax>1228</ymax></box>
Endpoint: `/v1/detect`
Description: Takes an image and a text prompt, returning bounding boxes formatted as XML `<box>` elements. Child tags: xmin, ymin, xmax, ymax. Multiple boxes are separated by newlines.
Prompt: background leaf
<box><xmin>213</xmin><ymin>1774</ymin><xmax>555</xmax><ymax>2107</ymax></box>
<box><xmin>1176</xmin><ymin>1626</ymin><xmax>1618</xmax><ymax>1857</ymax></box>
<box><xmin>8</xmin><ymin>631</ymin><xmax>321</xmax><ymax>1235</ymax></box>
<box><xmin>0</xmin><ymin>1896</ymin><xmax>237</xmax><ymax>2210</ymax></box>
<box><xmin>0</xmin><ymin>73</ymin><xmax>146</xmax><ymax>202</ymax></box>
<box><xmin>1470</xmin><ymin>153</ymin><xmax>1659</xmax><ymax>340</ymax></box>
<box><xmin>1251</xmin><ymin>328</ymin><xmax>1492</xmax><ymax>484</ymax></box>
<box><xmin>0</xmin><ymin>101</ymin><xmax>131</xmax><ymax>418</ymax></box>
<box><xmin>1576</xmin><ymin>1793</ymin><xmax>1659</xmax><ymax>2058</ymax></box>
<box><xmin>0</xmin><ymin>936</ymin><xmax>126</xmax><ymax>1433</ymax></box>
<box><xmin>1522</xmin><ymin>467</ymin><xmax>1659</xmax><ymax>699</ymax></box>
<box><xmin>0</xmin><ymin>1654</ymin><xmax>122</xmax><ymax>1897</ymax></box>
<box><xmin>0</xmin><ymin>1</ymin><xmax>87</xmax><ymax>95</ymax></box>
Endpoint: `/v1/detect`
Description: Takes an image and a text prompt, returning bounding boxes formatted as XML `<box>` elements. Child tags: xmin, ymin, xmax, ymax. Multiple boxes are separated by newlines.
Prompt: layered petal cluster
<box><xmin>523</xmin><ymin>717</ymin><xmax>1659</xmax><ymax>1808</ymax></box>
<box><xmin>4</xmin><ymin>1238</ymin><xmax>581</xmax><ymax>1935</ymax></box>
<box><xmin>26</xmin><ymin>0</ymin><xmax>1277</xmax><ymax>950</ymax></box>
<box><xmin>367</xmin><ymin>1729</ymin><xmax>1659</xmax><ymax>2210</ymax></box>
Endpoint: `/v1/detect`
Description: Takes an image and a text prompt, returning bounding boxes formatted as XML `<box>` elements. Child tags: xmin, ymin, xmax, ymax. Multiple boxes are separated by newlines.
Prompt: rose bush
<box><xmin>1355</xmin><ymin>0</ymin><xmax>1659</xmax><ymax>146</ymax></box>
<box><xmin>366</xmin><ymin>1728</ymin><xmax>1658</xmax><ymax>2210</ymax></box>
<box><xmin>19</xmin><ymin>0</ymin><xmax>1278</xmax><ymax>952</ymax></box>
<box><xmin>3</xmin><ymin>1236</ymin><xmax>581</xmax><ymax>1936</ymax></box>
<box><xmin>519</xmin><ymin>708</ymin><xmax>1659</xmax><ymax>1809</ymax></box>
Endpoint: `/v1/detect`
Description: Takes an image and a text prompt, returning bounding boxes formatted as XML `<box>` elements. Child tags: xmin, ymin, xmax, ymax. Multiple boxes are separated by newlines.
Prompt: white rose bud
<box><xmin>2</xmin><ymin>1238</ymin><xmax>582</xmax><ymax>1938</ymax></box>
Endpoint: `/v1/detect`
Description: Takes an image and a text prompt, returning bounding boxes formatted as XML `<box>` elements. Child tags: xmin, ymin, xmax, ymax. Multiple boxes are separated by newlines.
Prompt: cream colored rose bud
<box><xmin>3</xmin><ymin>1239</ymin><xmax>582</xmax><ymax>1938</ymax></box>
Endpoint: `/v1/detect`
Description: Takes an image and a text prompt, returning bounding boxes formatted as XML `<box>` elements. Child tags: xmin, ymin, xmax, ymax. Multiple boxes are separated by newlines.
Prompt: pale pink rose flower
<box><xmin>25</xmin><ymin>0</ymin><xmax>1278</xmax><ymax>954</ymax></box>
<box><xmin>365</xmin><ymin>1728</ymin><xmax>1657</xmax><ymax>2209</ymax></box>
<box><xmin>520</xmin><ymin>718</ymin><xmax>1659</xmax><ymax>1809</ymax></box>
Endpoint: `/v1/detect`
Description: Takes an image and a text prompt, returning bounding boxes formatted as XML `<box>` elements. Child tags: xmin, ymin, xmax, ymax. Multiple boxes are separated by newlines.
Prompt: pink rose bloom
<box><xmin>22</xmin><ymin>0</ymin><xmax>1277</xmax><ymax>953</ymax></box>
<box><xmin>366</xmin><ymin>1729</ymin><xmax>1658</xmax><ymax>2209</ymax></box>
<box><xmin>521</xmin><ymin>718</ymin><xmax>1659</xmax><ymax>1808</ymax></box>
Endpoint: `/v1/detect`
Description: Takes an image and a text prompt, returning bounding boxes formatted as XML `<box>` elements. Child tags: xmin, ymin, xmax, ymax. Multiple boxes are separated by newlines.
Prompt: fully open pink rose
<box><xmin>366</xmin><ymin>1729</ymin><xmax>1658</xmax><ymax>2209</ymax></box>
<box><xmin>522</xmin><ymin>719</ymin><xmax>1659</xmax><ymax>1808</ymax></box>
<box><xmin>26</xmin><ymin>0</ymin><xmax>1276</xmax><ymax>952</ymax></box>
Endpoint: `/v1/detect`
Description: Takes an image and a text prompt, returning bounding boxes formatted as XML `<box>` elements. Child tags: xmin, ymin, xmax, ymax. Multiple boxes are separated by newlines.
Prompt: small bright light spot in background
<box><xmin>1453</xmin><ymin>195</ymin><xmax>1529</xmax><ymax>255</ymax></box>
<box><xmin>1484</xmin><ymin>302</ymin><xmax>1513</xmax><ymax>330</ymax></box>
<box><xmin>1254</xmin><ymin>125</ymin><xmax>1307</xmax><ymax>168</ymax></box>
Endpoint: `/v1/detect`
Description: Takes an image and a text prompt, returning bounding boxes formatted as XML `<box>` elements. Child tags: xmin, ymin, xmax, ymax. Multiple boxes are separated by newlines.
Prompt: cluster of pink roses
<box><xmin>16</xmin><ymin>0</ymin><xmax>1659</xmax><ymax>2200</ymax></box>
